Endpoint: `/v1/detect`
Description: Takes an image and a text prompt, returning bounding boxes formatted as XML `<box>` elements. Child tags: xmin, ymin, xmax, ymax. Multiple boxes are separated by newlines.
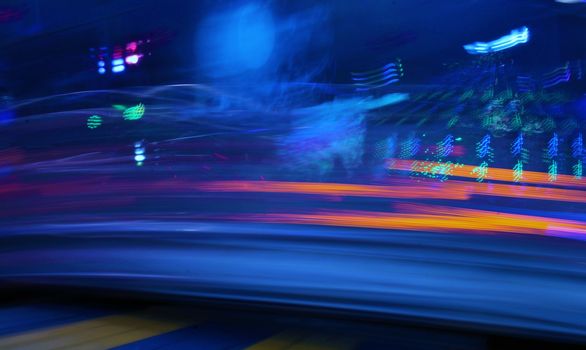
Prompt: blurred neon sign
<box><xmin>134</xmin><ymin>141</ymin><xmax>146</xmax><ymax>166</ymax></box>
<box><xmin>548</xmin><ymin>161</ymin><xmax>558</xmax><ymax>182</ymax></box>
<box><xmin>574</xmin><ymin>160</ymin><xmax>583</xmax><ymax>179</ymax></box>
<box><xmin>123</xmin><ymin>103</ymin><xmax>145</xmax><ymax>120</ymax></box>
<box><xmin>351</xmin><ymin>60</ymin><xmax>402</xmax><ymax>92</ymax></box>
<box><xmin>87</xmin><ymin>115</ymin><xmax>102</xmax><ymax>129</ymax></box>
<box><xmin>472</xmin><ymin>161</ymin><xmax>489</xmax><ymax>182</ymax></box>
<box><xmin>513</xmin><ymin>161</ymin><xmax>523</xmax><ymax>183</ymax></box>
<box><xmin>464</xmin><ymin>27</ymin><xmax>529</xmax><ymax>55</ymax></box>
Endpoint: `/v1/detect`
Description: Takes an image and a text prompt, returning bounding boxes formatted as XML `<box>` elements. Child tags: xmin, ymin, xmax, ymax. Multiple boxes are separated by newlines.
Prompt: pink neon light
<box><xmin>126</xmin><ymin>41</ymin><xmax>138</xmax><ymax>52</ymax></box>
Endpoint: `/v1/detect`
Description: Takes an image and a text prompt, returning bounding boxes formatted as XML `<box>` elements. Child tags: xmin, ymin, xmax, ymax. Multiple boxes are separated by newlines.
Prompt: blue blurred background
<box><xmin>2</xmin><ymin>0</ymin><xmax>586</xmax><ymax>349</ymax></box>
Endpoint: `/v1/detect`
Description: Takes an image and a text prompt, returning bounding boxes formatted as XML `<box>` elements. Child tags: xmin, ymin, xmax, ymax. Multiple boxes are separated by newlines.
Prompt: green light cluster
<box><xmin>548</xmin><ymin>161</ymin><xmax>558</xmax><ymax>182</ymax></box>
<box><xmin>397</xmin><ymin>58</ymin><xmax>404</xmax><ymax>77</ymax></box>
<box><xmin>480</xmin><ymin>89</ymin><xmax>494</xmax><ymax>102</ymax></box>
<box><xmin>400</xmin><ymin>136</ymin><xmax>420</xmax><ymax>159</ymax></box>
<box><xmin>447</xmin><ymin>116</ymin><xmax>459</xmax><ymax>128</ymax></box>
<box><xmin>123</xmin><ymin>103</ymin><xmax>145</xmax><ymax>120</ymax></box>
<box><xmin>573</xmin><ymin>160</ymin><xmax>582</xmax><ymax>180</ymax></box>
<box><xmin>472</xmin><ymin>161</ymin><xmax>489</xmax><ymax>182</ymax></box>
<box><xmin>411</xmin><ymin>160</ymin><xmax>463</xmax><ymax>182</ymax></box>
<box><xmin>458</xmin><ymin>89</ymin><xmax>474</xmax><ymax>102</ymax></box>
<box><xmin>87</xmin><ymin>115</ymin><xmax>102</xmax><ymax>129</ymax></box>
<box><xmin>513</xmin><ymin>160</ymin><xmax>523</xmax><ymax>183</ymax></box>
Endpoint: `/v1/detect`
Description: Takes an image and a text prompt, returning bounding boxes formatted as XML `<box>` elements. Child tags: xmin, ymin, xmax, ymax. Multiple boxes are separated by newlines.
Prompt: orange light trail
<box><xmin>236</xmin><ymin>205</ymin><xmax>586</xmax><ymax>239</ymax></box>
<box><xmin>195</xmin><ymin>180</ymin><xmax>586</xmax><ymax>204</ymax></box>
<box><xmin>387</xmin><ymin>159</ymin><xmax>586</xmax><ymax>188</ymax></box>
<box><xmin>465</xmin><ymin>181</ymin><xmax>586</xmax><ymax>203</ymax></box>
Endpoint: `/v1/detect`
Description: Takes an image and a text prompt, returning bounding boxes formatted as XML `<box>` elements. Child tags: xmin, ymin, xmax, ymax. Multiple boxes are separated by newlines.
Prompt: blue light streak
<box><xmin>476</xmin><ymin>134</ymin><xmax>491</xmax><ymax>159</ymax></box>
<box><xmin>437</xmin><ymin>134</ymin><xmax>454</xmax><ymax>158</ymax></box>
<box><xmin>542</xmin><ymin>63</ymin><xmax>571</xmax><ymax>89</ymax></box>
<box><xmin>464</xmin><ymin>27</ymin><xmax>529</xmax><ymax>55</ymax></box>
<box><xmin>512</xmin><ymin>133</ymin><xmax>524</xmax><ymax>157</ymax></box>
<box><xmin>351</xmin><ymin>61</ymin><xmax>402</xmax><ymax>92</ymax></box>
<box><xmin>351</xmin><ymin>64</ymin><xmax>397</xmax><ymax>81</ymax></box>
<box><xmin>572</xmin><ymin>133</ymin><xmax>583</xmax><ymax>159</ymax></box>
<box><xmin>548</xmin><ymin>133</ymin><xmax>559</xmax><ymax>159</ymax></box>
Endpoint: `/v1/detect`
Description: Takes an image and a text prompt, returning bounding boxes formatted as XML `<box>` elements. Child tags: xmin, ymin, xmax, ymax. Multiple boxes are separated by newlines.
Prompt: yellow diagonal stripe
<box><xmin>287</xmin><ymin>334</ymin><xmax>357</xmax><ymax>350</ymax></box>
<box><xmin>245</xmin><ymin>331</ymin><xmax>306</xmax><ymax>350</ymax></box>
<box><xmin>0</xmin><ymin>312</ymin><xmax>199</xmax><ymax>350</ymax></box>
<box><xmin>246</xmin><ymin>331</ymin><xmax>357</xmax><ymax>350</ymax></box>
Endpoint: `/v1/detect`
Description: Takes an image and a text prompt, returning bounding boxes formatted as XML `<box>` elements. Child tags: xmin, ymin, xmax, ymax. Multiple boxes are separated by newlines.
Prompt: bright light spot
<box><xmin>197</xmin><ymin>3</ymin><xmax>275</xmax><ymax>77</ymax></box>
<box><xmin>112</xmin><ymin>65</ymin><xmax>125</xmax><ymax>73</ymax></box>
<box><xmin>112</xmin><ymin>58</ymin><xmax>124</xmax><ymax>66</ymax></box>
<box><xmin>125</xmin><ymin>54</ymin><xmax>141</xmax><ymax>65</ymax></box>
<box><xmin>134</xmin><ymin>154</ymin><xmax>146</xmax><ymax>162</ymax></box>
<box><xmin>98</xmin><ymin>61</ymin><xmax>105</xmax><ymax>67</ymax></box>
<box><xmin>98</xmin><ymin>67</ymin><xmax>106</xmax><ymax>74</ymax></box>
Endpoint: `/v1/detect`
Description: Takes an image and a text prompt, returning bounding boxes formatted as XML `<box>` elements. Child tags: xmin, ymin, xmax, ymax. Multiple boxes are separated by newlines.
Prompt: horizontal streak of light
<box><xmin>388</xmin><ymin>159</ymin><xmax>586</xmax><ymax>188</ymax></box>
<box><xmin>195</xmin><ymin>181</ymin><xmax>469</xmax><ymax>200</ymax></box>
<box><xmin>195</xmin><ymin>180</ymin><xmax>586</xmax><ymax>204</ymax></box>
<box><xmin>235</xmin><ymin>206</ymin><xmax>586</xmax><ymax>239</ymax></box>
<box><xmin>353</xmin><ymin>73</ymin><xmax>399</xmax><ymax>85</ymax></box>
<box><xmin>350</xmin><ymin>62</ymin><xmax>397</xmax><ymax>76</ymax></box>
<box><xmin>469</xmin><ymin>181</ymin><xmax>586</xmax><ymax>203</ymax></box>
<box><xmin>396</xmin><ymin>203</ymin><xmax>586</xmax><ymax>238</ymax></box>
<box><xmin>3</xmin><ymin>177</ymin><xmax>586</xmax><ymax>206</ymax></box>
<box><xmin>355</xmin><ymin>78</ymin><xmax>400</xmax><ymax>91</ymax></box>
<box><xmin>351</xmin><ymin>69</ymin><xmax>397</xmax><ymax>81</ymax></box>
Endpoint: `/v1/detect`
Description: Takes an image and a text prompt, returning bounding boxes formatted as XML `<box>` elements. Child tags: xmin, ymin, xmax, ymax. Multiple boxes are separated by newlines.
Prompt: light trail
<box><xmin>195</xmin><ymin>179</ymin><xmax>586</xmax><ymax>204</ymax></box>
<box><xmin>388</xmin><ymin>159</ymin><xmax>586</xmax><ymax>188</ymax></box>
<box><xmin>234</xmin><ymin>204</ymin><xmax>586</xmax><ymax>240</ymax></box>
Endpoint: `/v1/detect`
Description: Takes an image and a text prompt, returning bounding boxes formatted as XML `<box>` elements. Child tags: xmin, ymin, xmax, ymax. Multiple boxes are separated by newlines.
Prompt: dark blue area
<box><xmin>0</xmin><ymin>304</ymin><xmax>109</xmax><ymax>337</ymax></box>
